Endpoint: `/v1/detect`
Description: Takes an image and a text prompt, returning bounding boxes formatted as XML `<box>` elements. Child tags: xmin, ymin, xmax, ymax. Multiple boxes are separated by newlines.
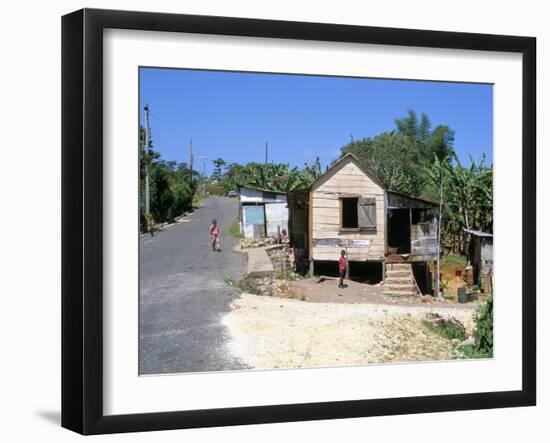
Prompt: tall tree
<box><xmin>418</xmin><ymin>112</ymin><xmax>432</xmax><ymax>150</ymax></box>
<box><xmin>138</xmin><ymin>126</ymin><xmax>198</xmax><ymax>229</ymax></box>
<box><xmin>340</xmin><ymin>131</ymin><xmax>425</xmax><ymax>195</ymax></box>
<box><xmin>395</xmin><ymin>109</ymin><xmax>420</xmax><ymax>142</ymax></box>
<box><xmin>220</xmin><ymin>161</ymin><xmax>316</xmax><ymax>193</ymax></box>
<box><xmin>211</xmin><ymin>157</ymin><xmax>226</xmax><ymax>181</ymax></box>
<box><xmin>394</xmin><ymin>110</ymin><xmax>455</xmax><ymax>162</ymax></box>
<box><xmin>428</xmin><ymin>125</ymin><xmax>455</xmax><ymax>162</ymax></box>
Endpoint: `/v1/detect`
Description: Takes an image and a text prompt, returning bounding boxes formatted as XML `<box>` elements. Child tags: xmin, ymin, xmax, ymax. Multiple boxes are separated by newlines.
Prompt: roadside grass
<box><xmin>458</xmin><ymin>344</ymin><xmax>492</xmax><ymax>359</ymax></box>
<box><xmin>227</xmin><ymin>276</ymin><xmax>262</xmax><ymax>295</ymax></box>
<box><xmin>229</xmin><ymin>218</ymin><xmax>243</xmax><ymax>238</ymax></box>
<box><xmin>192</xmin><ymin>193</ymin><xmax>202</xmax><ymax>209</ymax></box>
<box><xmin>422</xmin><ymin>316</ymin><xmax>466</xmax><ymax>341</ymax></box>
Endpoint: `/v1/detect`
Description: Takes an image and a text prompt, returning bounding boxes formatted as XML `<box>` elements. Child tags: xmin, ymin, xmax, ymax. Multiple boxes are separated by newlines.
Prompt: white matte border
<box><xmin>103</xmin><ymin>29</ymin><xmax>522</xmax><ymax>416</ymax></box>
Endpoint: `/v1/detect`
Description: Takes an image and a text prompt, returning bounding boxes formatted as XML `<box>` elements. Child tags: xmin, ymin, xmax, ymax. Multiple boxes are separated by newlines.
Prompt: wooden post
<box><xmin>409</xmin><ymin>208</ymin><xmax>413</xmax><ymax>253</ymax></box>
<box><xmin>436</xmin><ymin>173</ymin><xmax>444</xmax><ymax>298</ymax></box>
<box><xmin>345</xmin><ymin>246</ymin><xmax>350</xmax><ymax>280</ymax></box>
<box><xmin>308</xmin><ymin>190</ymin><xmax>313</xmax><ymax>276</ymax></box>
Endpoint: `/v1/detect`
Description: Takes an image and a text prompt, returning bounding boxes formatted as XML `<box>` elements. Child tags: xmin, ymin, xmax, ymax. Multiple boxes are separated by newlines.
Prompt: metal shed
<box><xmin>464</xmin><ymin>228</ymin><xmax>493</xmax><ymax>293</ymax></box>
<box><xmin>237</xmin><ymin>185</ymin><xmax>289</xmax><ymax>239</ymax></box>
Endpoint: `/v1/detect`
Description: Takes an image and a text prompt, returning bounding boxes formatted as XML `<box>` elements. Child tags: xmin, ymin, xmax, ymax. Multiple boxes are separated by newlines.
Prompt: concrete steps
<box><xmin>386</xmin><ymin>278</ymin><xmax>412</xmax><ymax>285</ymax></box>
<box><xmin>386</xmin><ymin>263</ymin><xmax>413</xmax><ymax>271</ymax></box>
<box><xmin>386</xmin><ymin>270</ymin><xmax>411</xmax><ymax>278</ymax></box>
<box><xmin>383</xmin><ymin>263</ymin><xmax>418</xmax><ymax>298</ymax></box>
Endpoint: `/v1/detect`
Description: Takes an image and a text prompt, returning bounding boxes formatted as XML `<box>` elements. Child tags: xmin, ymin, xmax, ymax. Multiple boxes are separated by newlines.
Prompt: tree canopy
<box><xmin>139</xmin><ymin>126</ymin><xmax>197</xmax><ymax>228</ymax></box>
<box><xmin>340</xmin><ymin>110</ymin><xmax>492</xmax><ymax>252</ymax></box>
<box><xmin>219</xmin><ymin>161</ymin><xmax>318</xmax><ymax>193</ymax></box>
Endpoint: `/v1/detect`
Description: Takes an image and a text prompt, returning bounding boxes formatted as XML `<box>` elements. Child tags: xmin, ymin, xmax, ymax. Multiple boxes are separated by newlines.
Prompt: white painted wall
<box><xmin>240</xmin><ymin>188</ymin><xmax>288</xmax><ymax>238</ymax></box>
<box><xmin>265</xmin><ymin>202</ymin><xmax>289</xmax><ymax>237</ymax></box>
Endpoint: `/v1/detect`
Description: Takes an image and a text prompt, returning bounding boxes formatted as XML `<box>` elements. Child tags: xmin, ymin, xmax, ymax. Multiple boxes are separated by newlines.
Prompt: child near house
<box><xmin>338</xmin><ymin>249</ymin><xmax>347</xmax><ymax>289</ymax></box>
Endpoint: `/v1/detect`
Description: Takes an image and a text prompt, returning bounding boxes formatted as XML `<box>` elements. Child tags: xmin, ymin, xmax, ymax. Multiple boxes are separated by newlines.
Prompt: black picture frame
<box><xmin>61</xmin><ymin>8</ymin><xmax>536</xmax><ymax>435</ymax></box>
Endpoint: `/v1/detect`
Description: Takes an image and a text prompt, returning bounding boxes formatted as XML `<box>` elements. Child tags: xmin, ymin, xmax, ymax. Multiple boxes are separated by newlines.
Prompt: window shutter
<box><xmin>358</xmin><ymin>197</ymin><xmax>376</xmax><ymax>229</ymax></box>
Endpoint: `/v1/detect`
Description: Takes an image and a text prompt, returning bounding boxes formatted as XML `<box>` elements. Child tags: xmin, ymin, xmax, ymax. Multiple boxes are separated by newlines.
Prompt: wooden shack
<box><xmin>464</xmin><ymin>228</ymin><xmax>493</xmax><ymax>293</ymax></box>
<box><xmin>237</xmin><ymin>185</ymin><xmax>289</xmax><ymax>239</ymax></box>
<box><xmin>288</xmin><ymin>154</ymin><xmax>438</xmax><ymax>295</ymax></box>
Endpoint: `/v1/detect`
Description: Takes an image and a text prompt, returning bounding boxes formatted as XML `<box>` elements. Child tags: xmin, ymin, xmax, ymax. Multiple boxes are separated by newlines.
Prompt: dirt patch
<box><xmin>222</xmin><ymin>294</ymin><xmax>476</xmax><ymax>370</ymax></box>
<box><xmin>289</xmin><ymin>277</ymin><xmax>386</xmax><ymax>304</ymax></box>
<box><xmin>288</xmin><ymin>277</ymin><xmax>480</xmax><ymax>308</ymax></box>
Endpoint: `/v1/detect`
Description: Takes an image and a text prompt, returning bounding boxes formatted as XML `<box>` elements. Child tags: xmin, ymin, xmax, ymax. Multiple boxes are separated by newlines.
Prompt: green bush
<box><xmin>474</xmin><ymin>294</ymin><xmax>493</xmax><ymax>356</ymax></box>
<box><xmin>422</xmin><ymin>317</ymin><xmax>466</xmax><ymax>341</ymax></box>
<box><xmin>170</xmin><ymin>181</ymin><xmax>194</xmax><ymax>217</ymax></box>
<box><xmin>229</xmin><ymin>218</ymin><xmax>243</xmax><ymax>238</ymax></box>
<box><xmin>206</xmin><ymin>182</ymin><xmax>225</xmax><ymax>196</ymax></box>
<box><xmin>233</xmin><ymin>277</ymin><xmax>262</xmax><ymax>295</ymax></box>
<box><xmin>458</xmin><ymin>294</ymin><xmax>493</xmax><ymax>358</ymax></box>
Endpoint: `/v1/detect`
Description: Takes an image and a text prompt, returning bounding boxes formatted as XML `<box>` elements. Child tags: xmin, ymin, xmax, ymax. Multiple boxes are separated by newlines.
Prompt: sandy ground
<box><xmin>285</xmin><ymin>277</ymin><xmax>482</xmax><ymax>308</ymax></box>
<box><xmin>222</xmin><ymin>293</ymin><xmax>477</xmax><ymax>370</ymax></box>
<box><xmin>288</xmin><ymin>277</ymin><xmax>386</xmax><ymax>304</ymax></box>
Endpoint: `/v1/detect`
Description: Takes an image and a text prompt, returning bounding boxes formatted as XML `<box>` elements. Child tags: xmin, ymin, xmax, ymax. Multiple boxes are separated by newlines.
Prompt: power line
<box><xmin>151</xmin><ymin>131</ymin><xmax>180</xmax><ymax>153</ymax></box>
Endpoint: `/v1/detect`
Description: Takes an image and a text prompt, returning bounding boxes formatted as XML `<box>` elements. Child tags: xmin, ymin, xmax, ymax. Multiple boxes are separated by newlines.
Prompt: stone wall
<box><xmin>240</xmin><ymin>237</ymin><xmax>277</xmax><ymax>249</ymax></box>
<box><xmin>265</xmin><ymin>244</ymin><xmax>293</xmax><ymax>277</ymax></box>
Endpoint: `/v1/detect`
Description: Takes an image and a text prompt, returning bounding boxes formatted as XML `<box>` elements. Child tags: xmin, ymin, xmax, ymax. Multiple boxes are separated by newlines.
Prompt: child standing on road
<box><xmin>146</xmin><ymin>214</ymin><xmax>155</xmax><ymax>237</ymax></box>
<box><xmin>210</xmin><ymin>219</ymin><xmax>221</xmax><ymax>251</ymax></box>
<box><xmin>338</xmin><ymin>249</ymin><xmax>347</xmax><ymax>289</ymax></box>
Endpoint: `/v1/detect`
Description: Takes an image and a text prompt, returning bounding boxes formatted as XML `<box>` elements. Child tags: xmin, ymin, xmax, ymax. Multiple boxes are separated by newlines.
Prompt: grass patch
<box><xmin>458</xmin><ymin>344</ymin><xmax>492</xmax><ymax>359</ymax></box>
<box><xmin>230</xmin><ymin>276</ymin><xmax>262</xmax><ymax>295</ymax></box>
<box><xmin>422</xmin><ymin>316</ymin><xmax>466</xmax><ymax>341</ymax></box>
<box><xmin>206</xmin><ymin>182</ymin><xmax>226</xmax><ymax>196</ymax></box>
<box><xmin>277</xmin><ymin>269</ymin><xmax>302</xmax><ymax>281</ymax></box>
<box><xmin>229</xmin><ymin>218</ymin><xmax>243</xmax><ymax>239</ymax></box>
<box><xmin>439</xmin><ymin>253</ymin><xmax>467</xmax><ymax>273</ymax></box>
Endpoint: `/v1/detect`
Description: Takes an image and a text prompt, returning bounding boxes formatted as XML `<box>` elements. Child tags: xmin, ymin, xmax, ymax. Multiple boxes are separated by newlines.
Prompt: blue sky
<box><xmin>139</xmin><ymin>68</ymin><xmax>493</xmax><ymax>175</ymax></box>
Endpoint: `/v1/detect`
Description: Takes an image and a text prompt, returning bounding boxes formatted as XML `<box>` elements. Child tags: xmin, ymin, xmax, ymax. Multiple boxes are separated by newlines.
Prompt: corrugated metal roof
<box><xmin>237</xmin><ymin>185</ymin><xmax>287</xmax><ymax>195</ymax></box>
<box><xmin>386</xmin><ymin>189</ymin><xmax>438</xmax><ymax>207</ymax></box>
<box><xmin>463</xmin><ymin>228</ymin><xmax>493</xmax><ymax>238</ymax></box>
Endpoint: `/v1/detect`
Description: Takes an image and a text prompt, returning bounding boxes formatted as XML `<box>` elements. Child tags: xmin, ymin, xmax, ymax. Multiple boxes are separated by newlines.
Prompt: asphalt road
<box><xmin>139</xmin><ymin>196</ymin><xmax>249</xmax><ymax>374</ymax></box>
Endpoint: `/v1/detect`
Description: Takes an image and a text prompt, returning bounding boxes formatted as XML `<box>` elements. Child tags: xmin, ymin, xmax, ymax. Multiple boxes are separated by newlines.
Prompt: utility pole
<box><xmin>435</xmin><ymin>171</ymin><xmax>444</xmax><ymax>299</ymax></box>
<box><xmin>189</xmin><ymin>138</ymin><xmax>193</xmax><ymax>182</ymax></box>
<box><xmin>144</xmin><ymin>103</ymin><xmax>151</xmax><ymax>215</ymax></box>
<box><xmin>199</xmin><ymin>156</ymin><xmax>208</xmax><ymax>196</ymax></box>
<box><xmin>265</xmin><ymin>142</ymin><xmax>268</xmax><ymax>164</ymax></box>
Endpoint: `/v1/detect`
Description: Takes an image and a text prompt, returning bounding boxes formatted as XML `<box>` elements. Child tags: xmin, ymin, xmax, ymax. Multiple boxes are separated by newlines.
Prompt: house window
<box><xmin>341</xmin><ymin>197</ymin><xmax>359</xmax><ymax>228</ymax></box>
<box><xmin>340</xmin><ymin>197</ymin><xmax>377</xmax><ymax>230</ymax></box>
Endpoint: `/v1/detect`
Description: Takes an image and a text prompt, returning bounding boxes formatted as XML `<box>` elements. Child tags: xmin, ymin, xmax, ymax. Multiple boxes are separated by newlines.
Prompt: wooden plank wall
<box><xmin>411</xmin><ymin>222</ymin><xmax>438</xmax><ymax>255</ymax></box>
<box><xmin>311</xmin><ymin>161</ymin><xmax>385</xmax><ymax>261</ymax></box>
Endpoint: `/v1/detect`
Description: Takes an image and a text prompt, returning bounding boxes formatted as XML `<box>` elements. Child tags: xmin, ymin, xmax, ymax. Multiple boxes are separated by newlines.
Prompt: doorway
<box><xmin>387</xmin><ymin>209</ymin><xmax>411</xmax><ymax>254</ymax></box>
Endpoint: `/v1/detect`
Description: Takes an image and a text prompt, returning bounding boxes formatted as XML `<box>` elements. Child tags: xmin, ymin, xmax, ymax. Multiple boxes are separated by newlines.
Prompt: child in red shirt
<box><xmin>338</xmin><ymin>249</ymin><xmax>347</xmax><ymax>289</ymax></box>
<box><xmin>210</xmin><ymin>219</ymin><xmax>220</xmax><ymax>251</ymax></box>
